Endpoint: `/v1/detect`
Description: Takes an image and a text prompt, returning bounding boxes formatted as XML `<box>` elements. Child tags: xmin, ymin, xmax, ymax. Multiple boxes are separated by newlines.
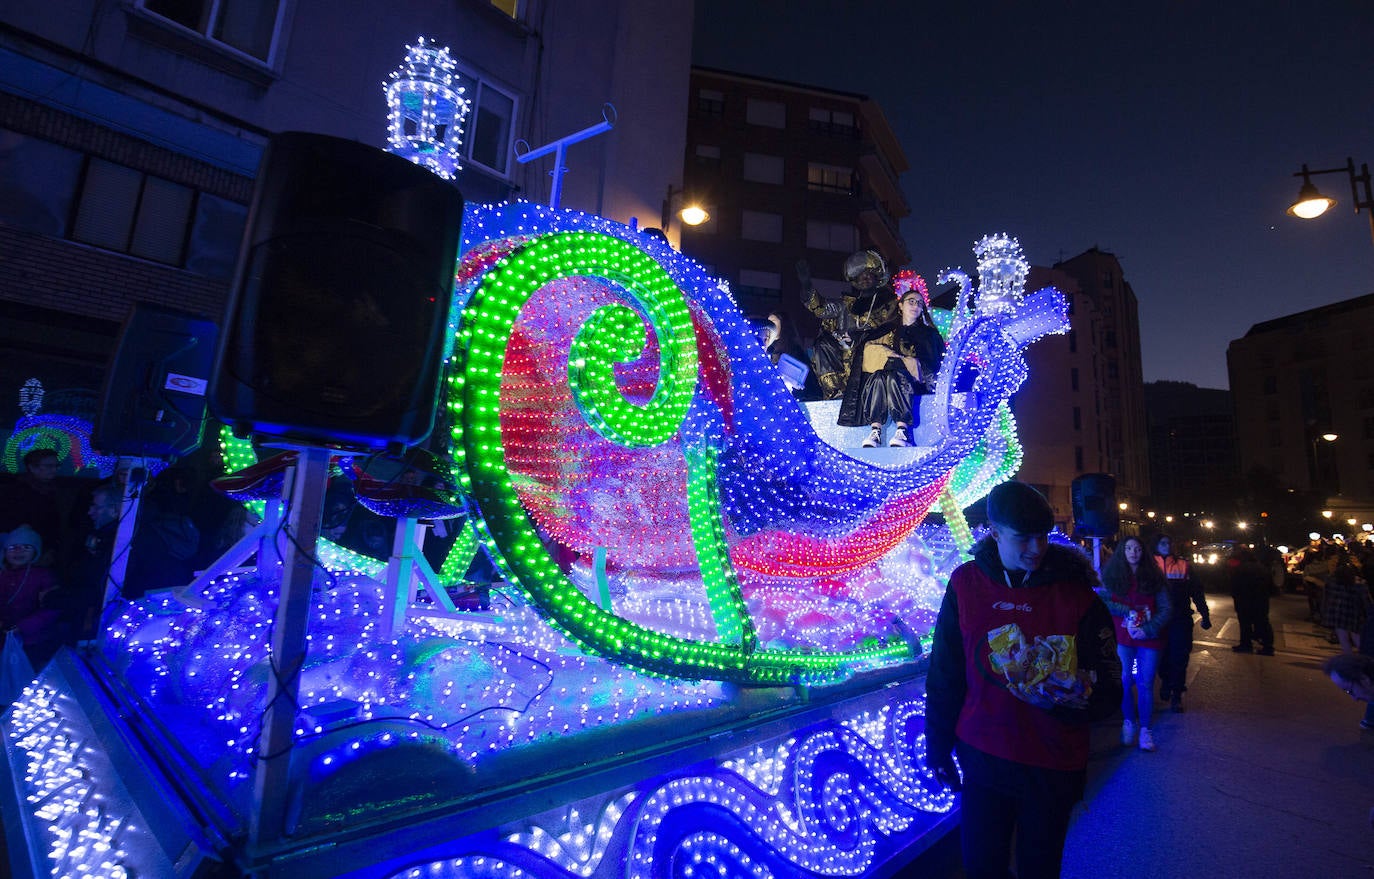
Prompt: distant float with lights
<box><xmin>1</xmin><ymin>199</ymin><xmax>1068</xmax><ymax>878</ymax></box>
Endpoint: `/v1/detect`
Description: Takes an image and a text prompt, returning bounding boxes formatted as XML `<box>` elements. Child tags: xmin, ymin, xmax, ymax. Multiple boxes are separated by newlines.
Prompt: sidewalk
<box><xmin>912</xmin><ymin>591</ymin><xmax>1374</xmax><ymax>878</ymax></box>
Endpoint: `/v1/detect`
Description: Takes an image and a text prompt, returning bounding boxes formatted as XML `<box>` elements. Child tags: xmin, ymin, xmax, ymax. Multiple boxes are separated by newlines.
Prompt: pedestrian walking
<box><xmin>1154</xmin><ymin>534</ymin><xmax>1210</xmax><ymax>712</ymax></box>
<box><xmin>1098</xmin><ymin>536</ymin><xmax>1173</xmax><ymax>750</ymax></box>
<box><xmin>926</xmin><ymin>481</ymin><xmax>1122</xmax><ymax>879</ymax></box>
<box><xmin>1322</xmin><ymin>562</ymin><xmax>1371</xmax><ymax>654</ymax></box>
<box><xmin>1230</xmin><ymin>547</ymin><xmax>1275</xmax><ymax>655</ymax></box>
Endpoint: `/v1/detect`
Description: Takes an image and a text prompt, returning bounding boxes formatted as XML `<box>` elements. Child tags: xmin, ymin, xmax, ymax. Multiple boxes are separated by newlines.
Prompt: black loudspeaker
<box><xmin>210</xmin><ymin>131</ymin><xmax>465</xmax><ymax>452</ymax></box>
<box><xmin>94</xmin><ymin>303</ymin><xmax>218</xmax><ymax>459</ymax></box>
<box><xmin>1071</xmin><ymin>473</ymin><xmax>1119</xmax><ymax>538</ymax></box>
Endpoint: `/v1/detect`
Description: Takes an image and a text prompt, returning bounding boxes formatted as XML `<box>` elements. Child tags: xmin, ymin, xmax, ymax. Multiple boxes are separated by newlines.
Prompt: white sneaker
<box><xmin>888</xmin><ymin>427</ymin><xmax>909</xmax><ymax>447</ymax></box>
<box><xmin>862</xmin><ymin>427</ymin><xmax>881</xmax><ymax>448</ymax></box>
<box><xmin>1138</xmin><ymin>727</ymin><xmax>1156</xmax><ymax>752</ymax></box>
<box><xmin>1121</xmin><ymin>720</ymin><xmax>1136</xmax><ymax>746</ymax></box>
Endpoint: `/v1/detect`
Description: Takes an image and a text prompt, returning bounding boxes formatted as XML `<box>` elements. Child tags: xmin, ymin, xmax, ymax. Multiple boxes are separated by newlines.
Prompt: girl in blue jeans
<box><xmin>1097</xmin><ymin>536</ymin><xmax>1173</xmax><ymax>751</ymax></box>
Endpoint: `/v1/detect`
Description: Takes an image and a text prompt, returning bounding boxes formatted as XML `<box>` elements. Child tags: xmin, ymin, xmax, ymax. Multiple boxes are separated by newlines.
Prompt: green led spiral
<box><xmin>450</xmin><ymin>231</ymin><xmax>915</xmax><ymax>684</ymax></box>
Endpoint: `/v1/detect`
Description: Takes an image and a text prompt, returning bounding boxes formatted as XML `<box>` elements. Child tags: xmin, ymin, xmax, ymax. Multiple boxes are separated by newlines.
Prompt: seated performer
<box><xmin>798</xmin><ymin>250</ymin><xmax>895</xmax><ymax>400</ymax></box>
<box><xmin>850</xmin><ymin>271</ymin><xmax>945</xmax><ymax>447</ymax></box>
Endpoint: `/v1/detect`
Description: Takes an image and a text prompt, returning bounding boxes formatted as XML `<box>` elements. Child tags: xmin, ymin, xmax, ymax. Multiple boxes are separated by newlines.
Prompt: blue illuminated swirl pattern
<box><xmin>384</xmin><ymin>696</ymin><xmax>954</xmax><ymax>879</ymax></box>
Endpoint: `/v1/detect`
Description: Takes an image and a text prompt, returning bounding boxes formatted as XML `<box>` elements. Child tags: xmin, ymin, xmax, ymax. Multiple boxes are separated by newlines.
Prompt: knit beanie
<box><xmin>985</xmin><ymin>481</ymin><xmax>1053</xmax><ymax>534</ymax></box>
<box><xmin>4</xmin><ymin>523</ymin><xmax>42</xmax><ymax>557</ymax></box>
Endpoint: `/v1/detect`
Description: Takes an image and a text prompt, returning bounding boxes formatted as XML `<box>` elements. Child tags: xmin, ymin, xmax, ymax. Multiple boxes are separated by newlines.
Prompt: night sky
<box><xmin>692</xmin><ymin>1</ymin><xmax>1374</xmax><ymax>390</ymax></box>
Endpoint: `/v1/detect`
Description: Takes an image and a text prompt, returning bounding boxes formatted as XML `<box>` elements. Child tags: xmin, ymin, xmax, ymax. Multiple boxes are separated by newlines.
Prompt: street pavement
<box><xmin>907</xmin><ymin>585</ymin><xmax>1374</xmax><ymax>878</ymax></box>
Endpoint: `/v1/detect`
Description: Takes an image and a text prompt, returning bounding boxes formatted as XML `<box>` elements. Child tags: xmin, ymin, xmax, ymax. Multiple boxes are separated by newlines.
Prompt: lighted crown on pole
<box><xmin>973</xmin><ymin>233</ymin><xmax>1029</xmax><ymax>315</ymax></box>
<box><xmin>384</xmin><ymin>37</ymin><xmax>472</xmax><ymax>179</ymax></box>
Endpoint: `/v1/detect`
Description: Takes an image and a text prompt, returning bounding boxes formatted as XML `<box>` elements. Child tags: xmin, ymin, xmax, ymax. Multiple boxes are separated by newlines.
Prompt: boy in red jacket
<box><xmin>926</xmin><ymin>481</ymin><xmax>1122</xmax><ymax>879</ymax></box>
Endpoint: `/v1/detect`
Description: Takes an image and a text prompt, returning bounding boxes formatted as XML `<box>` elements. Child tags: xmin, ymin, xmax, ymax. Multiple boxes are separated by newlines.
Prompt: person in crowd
<box><xmin>760</xmin><ymin>308</ymin><xmax>820</xmax><ymax>399</ymax></box>
<box><xmin>1322</xmin><ymin>562</ymin><xmax>1371</xmax><ymax>654</ymax></box>
<box><xmin>849</xmin><ymin>272</ymin><xmax>946</xmax><ymax>448</ymax></box>
<box><xmin>58</xmin><ymin>482</ymin><xmax>121</xmax><ymax>641</ymax></box>
<box><xmin>1323</xmin><ymin>652</ymin><xmax>1374</xmax><ymax>828</ymax></box>
<box><xmin>797</xmin><ymin>251</ymin><xmax>895</xmax><ymax>400</ymax></box>
<box><xmin>0</xmin><ymin>525</ymin><xmax>61</xmax><ymax>668</ymax></box>
<box><xmin>117</xmin><ymin>468</ymin><xmax>200</xmax><ymax>598</ymax></box>
<box><xmin>1230</xmin><ymin>546</ymin><xmax>1275</xmax><ymax>655</ymax></box>
<box><xmin>926</xmin><ymin>481</ymin><xmax>1122</xmax><ymax>879</ymax></box>
<box><xmin>0</xmin><ymin>447</ymin><xmax>64</xmax><ymax>565</ymax></box>
<box><xmin>1098</xmin><ymin>535</ymin><xmax>1173</xmax><ymax>750</ymax></box>
<box><xmin>1301</xmin><ymin>543</ymin><xmax>1338</xmax><ymax>624</ymax></box>
<box><xmin>1154</xmin><ymin>533</ymin><xmax>1210</xmax><ymax>712</ymax></box>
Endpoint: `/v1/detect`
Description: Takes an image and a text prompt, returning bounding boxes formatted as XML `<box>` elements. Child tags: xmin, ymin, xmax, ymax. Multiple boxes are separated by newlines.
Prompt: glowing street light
<box><xmin>1286</xmin><ymin>158</ymin><xmax>1374</xmax><ymax>245</ymax></box>
<box><xmin>1322</xmin><ymin>510</ymin><xmax>1334</xmax><ymax>519</ymax></box>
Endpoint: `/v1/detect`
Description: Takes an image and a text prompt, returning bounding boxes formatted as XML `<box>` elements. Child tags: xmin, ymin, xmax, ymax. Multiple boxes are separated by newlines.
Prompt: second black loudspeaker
<box><xmin>210</xmin><ymin>131</ymin><xmax>465</xmax><ymax>452</ymax></box>
<box><xmin>94</xmin><ymin>302</ymin><xmax>218</xmax><ymax>459</ymax></box>
<box><xmin>1071</xmin><ymin>473</ymin><xmax>1119</xmax><ymax>537</ymax></box>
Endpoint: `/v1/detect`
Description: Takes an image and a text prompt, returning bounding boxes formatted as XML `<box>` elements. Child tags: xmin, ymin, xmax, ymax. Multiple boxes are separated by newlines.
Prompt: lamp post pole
<box><xmin>1310</xmin><ymin>432</ymin><xmax>1338</xmax><ymax>496</ymax></box>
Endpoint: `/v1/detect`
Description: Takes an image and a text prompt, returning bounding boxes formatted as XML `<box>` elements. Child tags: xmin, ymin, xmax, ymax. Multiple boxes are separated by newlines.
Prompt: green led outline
<box><xmin>451</xmin><ymin>231</ymin><xmax>915</xmax><ymax>684</ymax></box>
<box><xmin>683</xmin><ymin>443</ymin><xmax>752</xmax><ymax>646</ymax></box>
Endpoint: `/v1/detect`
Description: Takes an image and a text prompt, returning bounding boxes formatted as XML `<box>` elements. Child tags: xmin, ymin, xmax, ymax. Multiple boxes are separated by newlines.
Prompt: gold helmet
<box><xmin>842</xmin><ymin>250</ymin><xmax>888</xmax><ymax>284</ymax></box>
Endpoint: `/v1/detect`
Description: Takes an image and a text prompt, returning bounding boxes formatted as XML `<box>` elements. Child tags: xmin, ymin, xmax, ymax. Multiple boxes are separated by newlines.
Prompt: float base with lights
<box><xmin>0</xmin><ymin>47</ymin><xmax>1071</xmax><ymax>879</ymax></box>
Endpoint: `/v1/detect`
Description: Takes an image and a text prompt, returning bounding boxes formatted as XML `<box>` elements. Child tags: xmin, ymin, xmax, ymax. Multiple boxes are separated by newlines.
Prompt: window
<box><xmin>469</xmin><ymin>81</ymin><xmax>516</xmax><ymax>174</ymax></box>
<box><xmin>808</xmin><ymin>107</ymin><xmax>857</xmax><ymax>137</ymax></box>
<box><xmin>736</xmin><ymin>269</ymin><xmax>781</xmax><ymax>313</ymax></box>
<box><xmin>806</xmin><ymin>220</ymin><xmax>857</xmax><ymax>252</ymax></box>
<box><xmin>1070</xmin><ymin>367</ymin><xmax>1079</xmax><ymax>391</ymax></box>
<box><xmin>694</xmin><ymin>144</ymin><xmax>721</xmax><ymax>168</ymax></box>
<box><xmin>742</xmin><ymin>153</ymin><xmax>784</xmax><ymax>185</ymax></box>
<box><xmin>741</xmin><ymin>210</ymin><xmax>785</xmax><ymax>241</ymax></box>
<box><xmin>1072</xmin><ymin>406</ymin><xmax>1081</xmax><ymax>430</ymax></box>
<box><xmin>1359</xmin><ymin>385</ymin><xmax>1374</xmax><ymax>409</ymax></box>
<box><xmin>1102</xmin><ymin>271</ymin><xmax>1113</xmax><ymax>289</ymax></box>
<box><xmin>741</xmin><ymin>211</ymin><xmax>783</xmax><ymax>243</ymax></box>
<box><xmin>71</xmin><ymin>158</ymin><xmax>194</xmax><ymax>266</ymax></box>
<box><xmin>1074</xmin><ymin>446</ymin><xmax>1084</xmax><ymax>471</ymax></box>
<box><xmin>745</xmin><ymin>98</ymin><xmax>786</xmax><ymax>128</ymax></box>
<box><xmin>1068</xmin><ymin>329</ymin><xmax>1077</xmax><ymax>353</ymax></box>
<box><xmin>698</xmin><ymin>89</ymin><xmax>725</xmax><ymax>117</ymax></box>
<box><xmin>807</xmin><ymin>163</ymin><xmax>854</xmax><ymax>193</ymax></box>
<box><xmin>0</xmin><ymin>129</ymin><xmax>83</xmax><ymax>236</ymax></box>
<box><xmin>139</xmin><ymin>0</ymin><xmax>283</xmax><ymax>63</ymax></box>
<box><xmin>1105</xmin><ymin>329</ymin><xmax>1116</xmax><ymax>348</ymax></box>
<box><xmin>185</xmin><ymin>193</ymin><xmax>248</xmax><ymax>280</ymax></box>
<box><xmin>1263</xmin><ymin>375</ymin><xmax>1278</xmax><ymax>395</ymax></box>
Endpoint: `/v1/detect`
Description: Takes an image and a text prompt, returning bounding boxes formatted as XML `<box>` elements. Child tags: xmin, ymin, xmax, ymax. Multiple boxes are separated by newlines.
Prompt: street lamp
<box><xmin>1287</xmin><ymin>158</ymin><xmax>1374</xmax><ymax>245</ymax></box>
<box><xmin>661</xmin><ymin>184</ymin><xmax>710</xmax><ymax>236</ymax></box>
<box><xmin>1310</xmin><ymin>431</ymin><xmax>1338</xmax><ymax>493</ymax></box>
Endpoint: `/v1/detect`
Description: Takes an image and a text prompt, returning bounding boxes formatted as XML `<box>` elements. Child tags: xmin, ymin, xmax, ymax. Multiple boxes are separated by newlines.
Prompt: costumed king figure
<box><xmin>798</xmin><ymin>250</ymin><xmax>895</xmax><ymax>399</ymax></box>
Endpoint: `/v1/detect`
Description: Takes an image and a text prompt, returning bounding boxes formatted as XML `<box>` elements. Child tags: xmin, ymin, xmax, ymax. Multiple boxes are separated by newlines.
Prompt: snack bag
<box><xmin>986</xmin><ymin>623</ymin><xmax>1026</xmax><ymax>676</ymax></box>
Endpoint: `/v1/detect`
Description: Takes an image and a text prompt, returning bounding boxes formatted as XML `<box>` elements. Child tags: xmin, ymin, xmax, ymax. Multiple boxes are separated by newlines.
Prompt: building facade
<box><xmin>1228</xmin><ymin>292</ymin><xmax>1374</xmax><ymax>522</ymax></box>
<box><xmin>1051</xmin><ymin>246</ymin><xmax>1150</xmax><ymax>502</ymax></box>
<box><xmin>680</xmin><ymin>66</ymin><xmax>910</xmax><ymax>328</ymax></box>
<box><xmin>1012</xmin><ymin>265</ymin><xmax>1110</xmax><ymax>531</ymax></box>
<box><xmin>1143</xmin><ymin>380</ymin><xmax>1239</xmax><ymax>513</ymax></box>
<box><xmin>0</xmin><ymin>0</ymin><xmax>695</xmax><ymax>459</ymax></box>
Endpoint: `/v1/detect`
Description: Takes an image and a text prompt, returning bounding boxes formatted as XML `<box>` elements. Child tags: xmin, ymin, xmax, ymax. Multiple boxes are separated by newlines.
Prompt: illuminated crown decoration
<box><xmin>384</xmin><ymin>37</ymin><xmax>472</xmax><ymax>179</ymax></box>
<box><xmin>973</xmin><ymin>233</ymin><xmax>1028</xmax><ymax>315</ymax></box>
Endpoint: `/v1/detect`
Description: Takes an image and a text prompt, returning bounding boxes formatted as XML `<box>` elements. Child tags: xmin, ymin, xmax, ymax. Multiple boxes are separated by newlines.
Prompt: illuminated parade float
<box><xmin>0</xmin><ymin>39</ymin><xmax>1071</xmax><ymax>879</ymax></box>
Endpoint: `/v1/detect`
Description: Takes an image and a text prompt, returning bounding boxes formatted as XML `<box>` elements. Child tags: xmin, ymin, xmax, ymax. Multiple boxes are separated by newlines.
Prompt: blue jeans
<box><xmin>1118</xmin><ymin>644</ymin><xmax>1161</xmax><ymax>727</ymax></box>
